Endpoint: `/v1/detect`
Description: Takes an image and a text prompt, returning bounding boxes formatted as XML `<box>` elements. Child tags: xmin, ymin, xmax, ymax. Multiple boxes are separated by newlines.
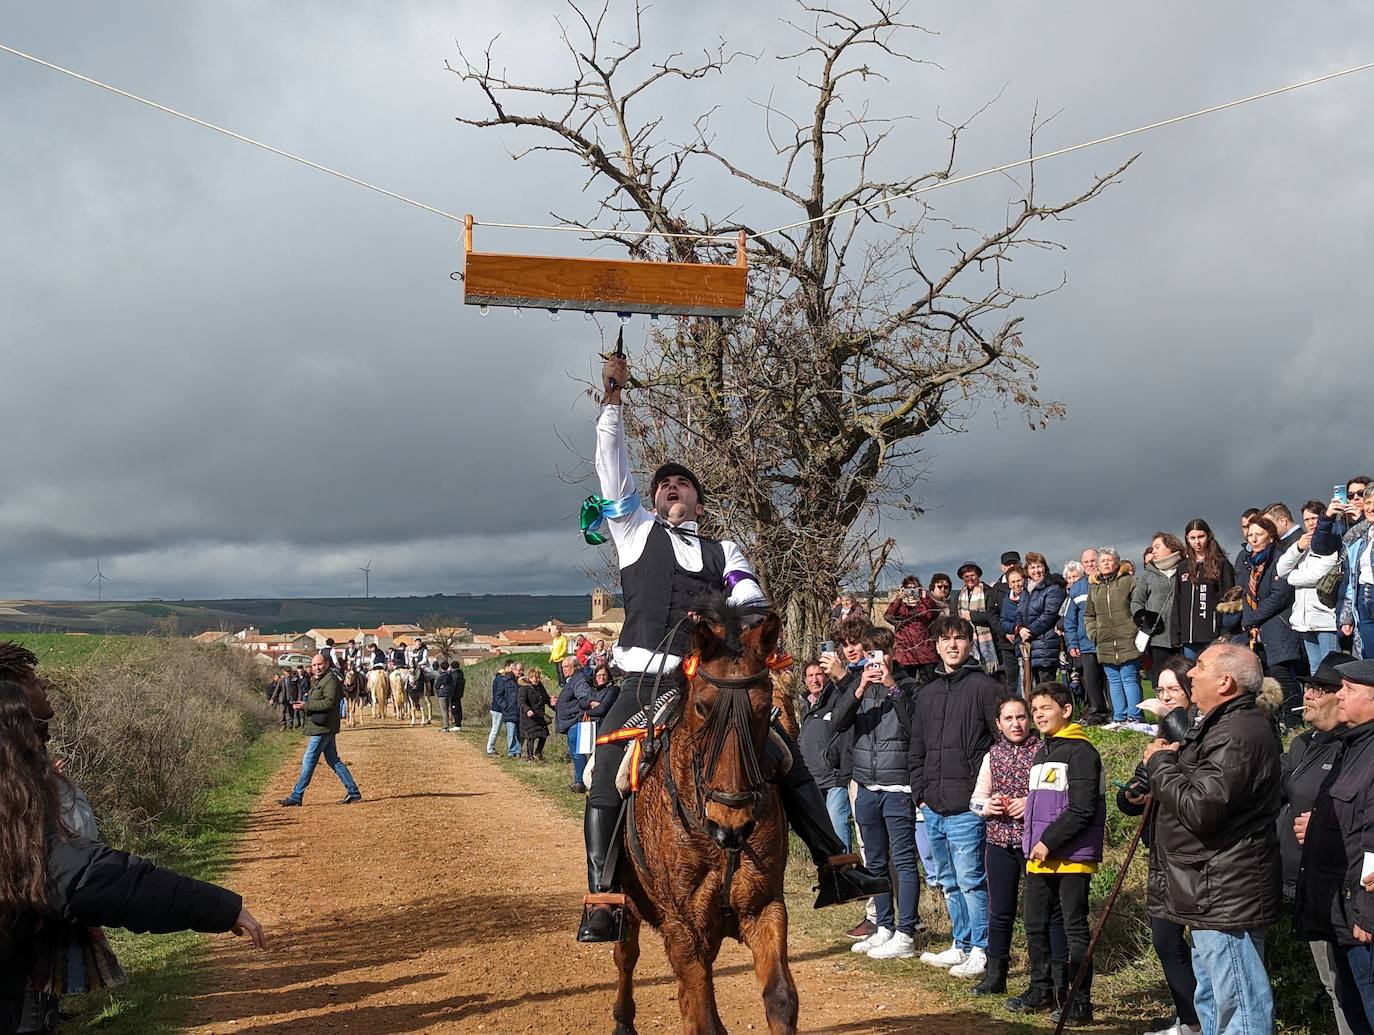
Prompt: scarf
<box><xmin>1245</xmin><ymin>543</ymin><xmax>1274</xmax><ymax>646</ymax></box>
<box><xmin>1154</xmin><ymin>551</ymin><xmax>1182</xmax><ymax>573</ymax></box>
<box><xmin>959</xmin><ymin>583</ymin><xmax>1000</xmax><ymax>674</ymax></box>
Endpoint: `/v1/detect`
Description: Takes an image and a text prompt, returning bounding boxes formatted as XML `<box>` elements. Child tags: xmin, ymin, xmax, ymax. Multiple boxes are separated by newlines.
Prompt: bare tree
<box><xmin>421</xmin><ymin>613</ymin><xmax>468</xmax><ymax>662</ymax></box>
<box><xmin>450</xmin><ymin>1</ymin><xmax>1132</xmax><ymax>651</ymax></box>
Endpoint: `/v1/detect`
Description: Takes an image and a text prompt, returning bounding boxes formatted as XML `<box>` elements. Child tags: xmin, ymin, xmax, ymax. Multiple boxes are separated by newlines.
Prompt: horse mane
<box><xmin>690</xmin><ymin>592</ymin><xmax>770</xmax><ymax>661</ymax></box>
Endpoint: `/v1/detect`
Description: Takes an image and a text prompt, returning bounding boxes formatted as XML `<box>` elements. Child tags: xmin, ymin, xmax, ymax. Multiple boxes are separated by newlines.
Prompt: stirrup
<box><xmin>578</xmin><ymin>892</ymin><xmax>628</xmax><ymax>943</ymax></box>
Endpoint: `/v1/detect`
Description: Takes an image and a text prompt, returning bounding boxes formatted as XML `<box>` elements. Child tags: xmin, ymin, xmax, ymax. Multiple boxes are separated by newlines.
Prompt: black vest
<box><xmin>618</xmin><ymin>523</ymin><xmax>726</xmax><ymax>659</ymax></box>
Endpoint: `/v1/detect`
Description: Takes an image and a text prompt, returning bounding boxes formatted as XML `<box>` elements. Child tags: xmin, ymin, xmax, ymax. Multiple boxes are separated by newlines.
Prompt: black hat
<box><xmin>1334</xmin><ymin>656</ymin><xmax>1374</xmax><ymax>688</ymax></box>
<box><xmin>1306</xmin><ymin>650</ymin><xmax>1357</xmax><ymax>689</ymax></box>
<box><xmin>957</xmin><ymin>562</ymin><xmax>983</xmax><ymax>579</ymax></box>
<box><xmin>650</xmin><ymin>463</ymin><xmax>706</xmax><ymax>504</ymax></box>
<box><xmin>1000</xmin><ymin>551</ymin><xmax>1022</xmax><ymax>567</ymax></box>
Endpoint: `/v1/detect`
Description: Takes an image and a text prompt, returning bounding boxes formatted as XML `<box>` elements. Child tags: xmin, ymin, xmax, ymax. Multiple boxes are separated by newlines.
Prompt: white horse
<box><xmin>389</xmin><ymin>668</ymin><xmax>413</xmax><ymax>723</ymax></box>
<box><xmin>367</xmin><ymin>668</ymin><xmax>392</xmax><ymax>719</ymax></box>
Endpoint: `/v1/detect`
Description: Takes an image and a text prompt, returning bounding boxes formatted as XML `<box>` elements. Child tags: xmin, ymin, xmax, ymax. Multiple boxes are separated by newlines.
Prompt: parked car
<box><xmin>276</xmin><ymin>652</ymin><xmax>314</xmax><ymax>668</ymax></box>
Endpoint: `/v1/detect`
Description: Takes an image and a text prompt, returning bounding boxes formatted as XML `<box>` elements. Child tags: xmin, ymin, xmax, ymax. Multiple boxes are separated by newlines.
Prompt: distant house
<box><xmin>233</xmin><ymin>632</ymin><xmax>315</xmax><ymax>656</ymax></box>
<box><xmin>305</xmin><ymin>627</ymin><xmax>376</xmax><ymax>650</ymax></box>
<box><xmin>590</xmin><ymin>586</ymin><xmax>625</xmax><ymax>639</ymax></box>
<box><xmin>376</xmin><ymin>623</ymin><xmax>424</xmax><ymax>648</ymax></box>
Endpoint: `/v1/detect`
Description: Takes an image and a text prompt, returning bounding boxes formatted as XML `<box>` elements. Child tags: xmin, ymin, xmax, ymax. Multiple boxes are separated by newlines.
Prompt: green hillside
<box><xmin>0</xmin><ymin>593</ymin><xmax>593</xmax><ymax>637</ymax></box>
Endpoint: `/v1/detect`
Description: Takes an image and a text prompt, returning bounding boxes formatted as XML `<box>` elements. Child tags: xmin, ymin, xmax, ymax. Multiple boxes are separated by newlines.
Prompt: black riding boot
<box><xmin>1005</xmin><ymin>954</ymin><xmax>1056</xmax><ymax>1013</ymax></box>
<box><xmin>972</xmin><ymin>956</ymin><xmax>1009</xmax><ymax>996</ymax></box>
<box><xmin>769</xmin><ymin>729</ymin><xmax>890</xmax><ymax>908</ymax></box>
<box><xmin>576</xmin><ymin>802</ymin><xmax>626</xmax><ymax>943</ymax></box>
<box><xmin>1051</xmin><ymin>960</ymin><xmax>1093</xmax><ymax>1025</ymax></box>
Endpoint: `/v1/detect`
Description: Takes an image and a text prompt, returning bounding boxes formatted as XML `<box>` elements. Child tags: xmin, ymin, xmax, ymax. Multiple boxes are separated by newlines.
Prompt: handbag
<box><xmin>1315</xmin><ymin>563</ymin><xmax>1343</xmax><ymax>609</ymax></box>
<box><xmin>573</xmin><ymin>715</ymin><xmax>598</xmax><ymax>756</ymax></box>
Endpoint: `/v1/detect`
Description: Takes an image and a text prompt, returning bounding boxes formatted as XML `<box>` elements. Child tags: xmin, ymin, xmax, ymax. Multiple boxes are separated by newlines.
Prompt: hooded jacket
<box><xmin>1022</xmin><ymin>723</ymin><xmax>1106</xmax><ymax>873</ymax></box>
<box><xmin>1085</xmin><ymin>569</ymin><xmax>1140</xmax><ymax>666</ymax></box>
<box><xmin>555</xmin><ymin>669</ymin><xmax>593</xmax><ymax>733</ymax></box>
<box><xmin>1276</xmin><ymin>538</ymin><xmax>1339</xmax><ymax>633</ymax></box>
<box><xmin>1063</xmin><ymin>574</ymin><xmax>1096</xmax><ymax>656</ymax></box>
<box><xmin>1295</xmin><ymin>719</ymin><xmax>1374</xmax><ymax>945</ymax></box>
<box><xmin>1145</xmin><ymin>692</ymin><xmax>1283</xmax><ymax>930</ymax></box>
<box><xmin>909</xmin><ymin>657</ymin><xmax>1003</xmax><ymax>814</ymax></box>
<box><xmin>831</xmin><ymin>671</ymin><xmax>921</xmax><ymax>789</ymax></box>
<box><xmin>517</xmin><ymin>678</ymin><xmax>553</xmax><ymax>739</ymax></box>
<box><xmin>491</xmin><ymin>672</ymin><xmax>521</xmax><ymax>722</ymax></box>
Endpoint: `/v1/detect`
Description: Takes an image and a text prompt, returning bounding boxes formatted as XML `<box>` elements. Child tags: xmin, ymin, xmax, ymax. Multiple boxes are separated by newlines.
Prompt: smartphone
<box><xmin>820</xmin><ymin>640</ymin><xmax>835</xmax><ymax>654</ymax></box>
<box><xmin>1335</xmin><ymin>484</ymin><xmax>1349</xmax><ymax>505</ymax></box>
<box><xmin>866</xmin><ymin>650</ymin><xmax>884</xmax><ymax>668</ymax></box>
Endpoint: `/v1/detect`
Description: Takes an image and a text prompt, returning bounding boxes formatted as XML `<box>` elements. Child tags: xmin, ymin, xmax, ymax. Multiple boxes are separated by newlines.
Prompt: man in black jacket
<box><xmin>1280</xmin><ymin>652</ymin><xmax>1360</xmax><ymax>1035</ymax></box>
<box><xmin>1296</xmin><ymin>658</ymin><xmax>1374</xmax><ymax>1034</ymax></box>
<box><xmin>435</xmin><ymin>661</ymin><xmax>457</xmax><ymax>731</ymax></box>
<box><xmin>1146</xmin><ymin>643</ymin><xmax>1281</xmax><ymax>1035</ymax></box>
<box><xmin>910</xmin><ymin>615</ymin><xmax>1002</xmax><ymax>976</ymax></box>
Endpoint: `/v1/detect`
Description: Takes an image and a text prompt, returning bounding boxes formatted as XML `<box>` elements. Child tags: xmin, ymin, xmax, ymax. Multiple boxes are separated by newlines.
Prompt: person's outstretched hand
<box><xmin>602</xmin><ymin>354</ymin><xmax>628</xmax><ymax>403</ymax></box>
<box><xmin>232</xmin><ymin>907</ymin><xmax>267</xmax><ymax>949</ymax></box>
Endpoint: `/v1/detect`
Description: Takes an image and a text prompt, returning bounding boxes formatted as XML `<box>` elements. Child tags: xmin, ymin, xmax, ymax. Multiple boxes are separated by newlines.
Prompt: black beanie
<box><xmin>650</xmin><ymin>462</ymin><xmax>706</xmax><ymax>504</ymax></box>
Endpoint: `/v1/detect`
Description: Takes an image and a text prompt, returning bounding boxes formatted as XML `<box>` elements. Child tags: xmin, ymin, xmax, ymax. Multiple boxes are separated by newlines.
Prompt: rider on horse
<box><xmin>577</xmin><ymin>350</ymin><xmax>889</xmax><ymax>943</ymax></box>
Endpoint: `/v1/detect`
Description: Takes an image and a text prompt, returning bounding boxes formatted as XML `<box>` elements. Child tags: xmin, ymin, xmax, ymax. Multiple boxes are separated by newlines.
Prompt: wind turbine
<box><xmin>357</xmin><ymin>558</ymin><xmax>372</xmax><ymax>599</ymax></box>
<box><xmin>89</xmin><ymin>559</ymin><xmax>111</xmax><ymax>602</ymax></box>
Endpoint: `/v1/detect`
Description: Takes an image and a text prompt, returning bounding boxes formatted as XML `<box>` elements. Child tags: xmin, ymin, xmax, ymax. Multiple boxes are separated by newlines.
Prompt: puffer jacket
<box><xmin>909</xmin><ymin>658</ymin><xmax>1003</xmax><ymax>814</ymax></box>
<box><xmin>1236</xmin><ymin>547</ymin><xmax>1299</xmax><ymax>664</ymax></box>
<box><xmin>1276</xmin><ymin>539</ymin><xmax>1339</xmax><ymax>633</ymax></box>
<box><xmin>1295</xmin><ymin>719</ymin><xmax>1374</xmax><ymax>945</ymax></box>
<box><xmin>1022</xmin><ymin>724</ymin><xmax>1106</xmax><ymax>872</ymax></box>
<box><xmin>1001</xmin><ymin>579</ymin><xmax>1066</xmax><ymax>669</ymax></box>
<box><xmin>517</xmin><ymin>679</ymin><xmax>553</xmax><ymax>739</ymax></box>
<box><xmin>1145</xmin><ymin>692</ymin><xmax>1283</xmax><ymax>931</ymax></box>
<box><xmin>831</xmin><ymin>672</ymin><xmax>921</xmax><ymax>789</ymax></box>
<box><xmin>798</xmin><ymin>681</ymin><xmax>846</xmax><ymax>790</ymax></box>
<box><xmin>1131</xmin><ymin>561</ymin><xmax>1182</xmax><ymax>650</ymax></box>
<box><xmin>555</xmin><ymin>670</ymin><xmax>593</xmax><ymax>734</ymax></box>
<box><xmin>1085</xmin><ymin>569</ymin><xmax>1139</xmax><ymax>665</ymax></box>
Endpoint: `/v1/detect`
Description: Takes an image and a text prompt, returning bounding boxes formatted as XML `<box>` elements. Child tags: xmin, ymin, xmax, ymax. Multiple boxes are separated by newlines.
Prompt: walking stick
<box><xmin>1053</xmin><ymin>799</ymin><xmax>1153</xmax><ymax>1034</ymax></box>
<box><xmin>1020</xmin><ymin>639</ymin><xmax>1033</xmax><ymax>699</ymax></box>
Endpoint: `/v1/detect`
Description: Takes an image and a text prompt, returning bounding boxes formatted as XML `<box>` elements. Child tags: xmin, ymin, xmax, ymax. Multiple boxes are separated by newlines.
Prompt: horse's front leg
<box><xmin>611</xmin><ymin>907</ymin><xmax>641</xmax><ymax>1035</ymax></box>
<box><xmin>663</xmin><ymin>922</ymin><xmax>727</xmax><ymax>1035</ymax></box>
<box><xmin>739</xmin><ymin>901</ymin><xmax>797</xmax><ymax>1035</ymax></box>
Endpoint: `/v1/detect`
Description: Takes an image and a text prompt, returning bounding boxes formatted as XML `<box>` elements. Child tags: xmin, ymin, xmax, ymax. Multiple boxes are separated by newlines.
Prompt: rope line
<box><xmin>3</xmin><ymin>40</ymin><xmax>1370</xmax><ymax>246</ymax></box>
<box><xmin>751</xmin><ymin>60</ymin><xmax>1374</xmax><ymax>238</ymax></box>
<box><xmin>0</xmin><ymin>41</ymin><xmax>465</xmax><ymax>224</ymax></box>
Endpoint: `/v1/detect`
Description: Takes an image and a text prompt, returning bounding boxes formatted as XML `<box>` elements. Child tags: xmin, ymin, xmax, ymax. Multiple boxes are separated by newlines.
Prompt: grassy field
<box><xmin>2</xmin><ymin>631</ymin><xmax>149</xmax><ymax>666</ymax></box>
<box><xmin>63</xmin><ymin>728</ymin><xmax>297</xmax><ymax>1033</ymax></box>
<box><xmin>483</xmin><ymin>675</ymin><xmax>1328</xmax><ymax>1035</ymax></box>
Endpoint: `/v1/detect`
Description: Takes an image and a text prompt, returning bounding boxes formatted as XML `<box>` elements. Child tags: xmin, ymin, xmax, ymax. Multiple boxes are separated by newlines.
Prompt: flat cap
<box><xmin>1335</xmin><ymin>658</ymin><xmax>1374</xmax><ymax>687</ymax></box>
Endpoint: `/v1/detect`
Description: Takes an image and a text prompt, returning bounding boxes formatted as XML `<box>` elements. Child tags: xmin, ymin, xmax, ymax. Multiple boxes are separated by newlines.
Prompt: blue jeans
<box><xmin>287</xmin><ymin>733</ymin><xmax>359</xmax><ymax>802</ymax></box>
<box><xmin>1103</xmin><ymin>659</ymin><xmax>1143</xmax><ymax>721</ymax></box>
<box><xmin>1342</xmin><ymin>943</ymin><xmax>1374</xmax><ymax>1035</ymax></box>
<box><xmin>921</xmin><ymin>807</ymin><xmax>988</xmax><ymax>950</ymax></box>
<box><xmin>1191</xmin><ymin>927</ymin><xmax>1272</xmax><ymax>1035</ymax></box>
<box><xmin>1301</xmin><ymin>630</ymin><xmax>1341</xmax><ymax>674</ymax></box>
<box><xmin>486</xmin><ymin>710</ymin><xmax>503</xmax><ymax>753</ymax></box>
<box><xmin>1182</xmin><ymin>641</ymin><xmax>1210</xmax><ymax>660</ymax></box>
<box><xmin>915</xmin><ymin>810</ymin><xmax>939</xmax><ymax>886</ymax></box>
<box><xmin>504</xmin><ymin>721</ymin><xmax>521</xmax><ymax>757</ymax></box>
<box><xmin>567</xmin><ymin>730</ymin><xmax>589</xmax><ymax>785</ymax></box>
<box><xmin>855</xmin><ymin>786</ymin><xmax>920</xmax><ymax>935</ymax></box>
<box><xmin>824</xmin><ymin>786</ymin><xmax>852</xmax><ymax>852</ymax></box>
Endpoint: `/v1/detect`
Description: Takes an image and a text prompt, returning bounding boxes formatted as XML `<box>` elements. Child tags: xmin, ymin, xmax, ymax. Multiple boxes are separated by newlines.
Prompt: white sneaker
<box><xmin>868</xmin><ymin>931</ymin><xmax>916</xmax><ymax>959</ymax></box>
<box><xmin>851</xmin><ymin>926</ymin><xmax>893</xmax><ymax>954</ymax></box>
<box><xmin>919</xmin><ymin>941</ymin><xmax>967</xmax><ymax>968</ymax></box>
<box><xmin>948</xmin><ymin>946</ymin><xmax>987</xmax><ymax>978</ymax></box>
<box><xmin>1101</xmin><ymin>720</ymin><xmax>1122</xmax><ymax>731</ymax></box>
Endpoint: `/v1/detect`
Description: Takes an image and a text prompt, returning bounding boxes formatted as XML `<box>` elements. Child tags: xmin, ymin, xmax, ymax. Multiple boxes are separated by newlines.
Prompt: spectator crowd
<box><xmin>798</xmin><ymin>477</ymin><xmax>1374</xmax><ymax>1034</ymax></box>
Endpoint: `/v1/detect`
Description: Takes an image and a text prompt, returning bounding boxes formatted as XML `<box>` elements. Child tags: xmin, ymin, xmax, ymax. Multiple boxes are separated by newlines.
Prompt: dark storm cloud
<box><xmin>2</xmin><ymin>2</ymin><xmax>1372</xmax><ymax>600</ymax></box>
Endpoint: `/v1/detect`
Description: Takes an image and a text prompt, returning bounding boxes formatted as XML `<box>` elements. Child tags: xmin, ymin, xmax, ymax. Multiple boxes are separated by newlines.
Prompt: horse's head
<box><xmin>682</xmin><ymin>596</ymin><xmax>782</xmax><ymax>852</ymax></box>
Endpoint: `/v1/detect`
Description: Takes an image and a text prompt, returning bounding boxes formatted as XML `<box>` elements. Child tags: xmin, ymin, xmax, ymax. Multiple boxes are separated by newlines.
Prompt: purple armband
<box><xmin>723</xmin><ymin>570</ymin><xmax>760</xmax><ymax>594</ymax></box>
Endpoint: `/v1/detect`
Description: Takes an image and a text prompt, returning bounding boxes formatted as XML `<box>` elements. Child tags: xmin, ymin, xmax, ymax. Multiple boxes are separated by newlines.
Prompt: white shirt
<box><xmin>596</xmin><ymin>404</ymin><xmax>765</xmax><ymax>674</ymax></box>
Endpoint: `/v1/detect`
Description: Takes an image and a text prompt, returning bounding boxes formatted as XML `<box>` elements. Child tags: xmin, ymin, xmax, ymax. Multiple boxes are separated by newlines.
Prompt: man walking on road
<box><xmin>278</xmin><ymin>654</ymin><xmax>362</xmax><ymax>807</ymax></box>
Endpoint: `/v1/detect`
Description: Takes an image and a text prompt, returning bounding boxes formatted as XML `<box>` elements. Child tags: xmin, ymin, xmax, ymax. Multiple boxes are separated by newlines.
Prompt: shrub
<box><xmin>44</xmin><ymin>638</ymin><xmax>273</xmax><ymax>853</ymax></box>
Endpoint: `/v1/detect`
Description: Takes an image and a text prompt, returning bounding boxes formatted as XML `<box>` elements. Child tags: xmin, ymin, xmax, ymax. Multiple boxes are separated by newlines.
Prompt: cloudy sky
<box><xmin>2</xmin><ymin>2</ymin><xmax>1372</xmax><ymax>600</ymax></box>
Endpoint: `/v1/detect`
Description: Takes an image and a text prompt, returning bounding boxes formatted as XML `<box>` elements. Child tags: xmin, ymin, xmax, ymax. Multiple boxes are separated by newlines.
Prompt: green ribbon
<box><xmin>580</xmin><ymin>492</ymin><xmax>641</xmax><ymax>545</ymax></box>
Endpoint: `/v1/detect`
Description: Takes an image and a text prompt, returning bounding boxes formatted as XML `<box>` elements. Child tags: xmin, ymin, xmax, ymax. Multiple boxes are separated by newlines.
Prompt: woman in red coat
<box><xmin>885</xmin><ymin>575</ymin><xmax>943</xmax><ymax>684</ymax></box>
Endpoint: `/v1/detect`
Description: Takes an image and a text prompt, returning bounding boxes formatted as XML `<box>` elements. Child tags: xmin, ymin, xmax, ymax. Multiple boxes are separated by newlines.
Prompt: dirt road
<box><xmin>182</xmin><ymin>723</ymin><xmax>1009</xmax><ymax>1034</ymax></box>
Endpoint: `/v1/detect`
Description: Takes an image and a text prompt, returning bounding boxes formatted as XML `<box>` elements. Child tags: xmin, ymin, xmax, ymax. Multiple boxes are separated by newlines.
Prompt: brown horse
<box><xmin>610</xmin><ymin>600</ymin><xmax>796</xmax><ymax>1035</ymax></box>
